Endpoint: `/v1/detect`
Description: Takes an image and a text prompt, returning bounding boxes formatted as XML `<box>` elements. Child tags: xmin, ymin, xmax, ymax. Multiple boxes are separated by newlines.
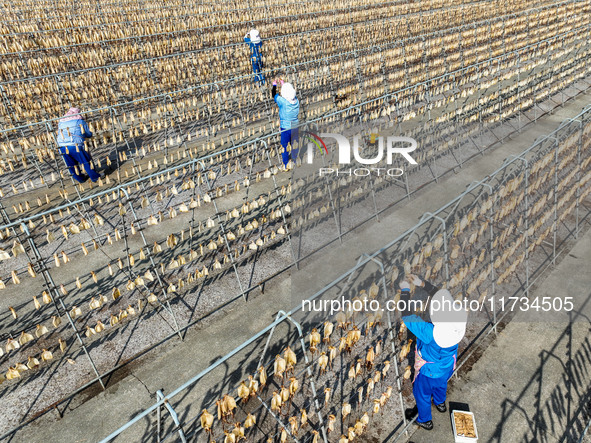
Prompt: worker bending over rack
<box><xmin>56</xmin><ymin>107</ymin><xmax>102</xmax><ymax>183</ymax></box>
<box><xmin>400</xmin><ymin>274</ymin><xmax>468</xmax><ymax>431</ymax></box>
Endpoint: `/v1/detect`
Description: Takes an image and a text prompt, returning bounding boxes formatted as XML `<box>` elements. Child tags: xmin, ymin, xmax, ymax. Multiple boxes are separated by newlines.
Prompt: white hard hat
<box><xmin>433</xmin><ymin>321</ymin><xmax>466</xmax><ymax>348</ymax></box>
<box><xmin>429</xmin><ymin>288</ymin><xmax>467</xmax><ymax>348</ymax></box>
<box><xmin>280</xmin><ymin>82</ymin><xmax>297</xmax><ymax>103</ymax></box>
<box><xmin>249</xmin><ymin>29</ymin><xmax>261</xmax><ymax>43</ymax></box>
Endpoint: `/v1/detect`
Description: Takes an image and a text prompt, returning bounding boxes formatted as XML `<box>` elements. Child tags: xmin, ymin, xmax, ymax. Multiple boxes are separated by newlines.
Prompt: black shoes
<box><xmin>405</xmin><ymin>403</ymin><xmax>444</xmax><ymax>431</ymax></box>
<box><xmin>405</xmin><ymin>407</ymin><xmax>434</xmax><ymax>431</ymax></box>
<box><xmin>416</xmin><ymin>420</ymin><xmax>434</xmax><ymax>430</ymax></box>
<box><xmin>435</xmin><ymin>402</ymin><xmax>447</xmax><ymax>413</ymax></box>
<box><xmin>405</xmin><ymin>406</ymin><xmax>418</xmax><ymax>421</ymax></box>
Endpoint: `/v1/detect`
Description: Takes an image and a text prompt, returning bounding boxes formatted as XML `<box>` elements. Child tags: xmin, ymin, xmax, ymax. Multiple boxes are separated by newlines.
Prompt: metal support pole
<box><xmin>155</xmin><ymin>390</ymin><xmax>187</xmax><ymax>443</ymax></box>
<box><xmin>466</xmin><ymin>180</ymin><xmax>497</xmax><ymax>332</ymax></box>
<box><xmin>506</xmin><ymin>155</ymin><xmax>529</xmax><ymax>297</ymax></box>
<box><xmin>570</xmin><ymin>117</ymin><xmax>584</xmax><ymax>239</ymax></box>
<box><xmin>482</xmin><ymin>181</ymin><xmax>497</xmax><ymax>334</ymax></box>
<box><xmin>552</xmin><ymin>137</ymin><xmax>559</xmax><ymax>265</ymax></box>
<box><xmin>156</xmin><ymin>401</ymin><xmax>162</xmax><ymax>442</ymax></box>
<box><xmin>422</xmin><ymin>213</ymin><xmax>450</xmax><ymax>281</ymax></box>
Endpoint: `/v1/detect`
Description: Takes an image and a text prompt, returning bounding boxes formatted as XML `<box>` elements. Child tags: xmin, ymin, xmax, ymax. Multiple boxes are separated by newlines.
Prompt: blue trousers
<box><xmin>413</xmin><ymin>370</ymin><xmax>452</xmax><ymax>423</ymax></box>
<box><xmin>60</xmin><ymin>145</ymin><xmax>100</xmax><ymax>183</ymax></box>
<box><xmin>280</xmin><ymin>127</ymin><xmax>299</xmax><ymax>166</ymax></box>
<box><xmin>251</xmin><ymin>59</ymin><xmax>265</xmax><ymax>85</ymax></box>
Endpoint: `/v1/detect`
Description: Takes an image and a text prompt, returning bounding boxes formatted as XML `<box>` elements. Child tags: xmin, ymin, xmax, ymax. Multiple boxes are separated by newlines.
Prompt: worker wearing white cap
<box><xmin>400</xmin><ymin>274</ymin><xmax>467</xmax><ymax>431</ymax></box>
<box><xmin>272</xmin><ymin>77</ymin><xmax>300</xmax><ymax>167</ymax></box>
<box><xmin>244</xmin><ymin>29</ymin><xmax>265</xmax><ymax>85</ymax></box>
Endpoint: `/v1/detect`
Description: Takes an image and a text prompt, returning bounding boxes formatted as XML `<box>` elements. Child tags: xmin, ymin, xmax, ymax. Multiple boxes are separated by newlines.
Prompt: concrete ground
<box><xmin>8</xmin><ymin>95</ymin><xmax>591</xmax><ymax>442</ymax></box>
<box><xmin>408</xmin><ymin>227</ymin><xmax>591</xmax><ymax>443</ymax></box>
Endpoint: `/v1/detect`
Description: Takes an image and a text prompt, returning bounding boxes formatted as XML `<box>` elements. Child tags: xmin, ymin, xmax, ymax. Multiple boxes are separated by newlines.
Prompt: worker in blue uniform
<box><xmin>400</xmin><ymin>274</ymin><xmax>468</xmax><ymax>430</ymax></box>
<box><xmin>56</xmin><ymin>107</ymin><xmax>101</xmax><ymax>183</ymax></box>
<box><xmin>244</xmin><ymin>29</ymin><xmax>265</xmax><ymax>85</ymax></box>
<box><xmin>271</xmin><ymin>78</ymin><xmax>300</xmax><ymax>168</ymax></box>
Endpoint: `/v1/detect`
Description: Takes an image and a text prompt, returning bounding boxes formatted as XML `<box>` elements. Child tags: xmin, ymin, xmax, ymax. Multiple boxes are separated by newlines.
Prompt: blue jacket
<box><xmin>274</xmin><ymin>94</ymin><xmax>300</xmax><ymax>130</ymax></box>
<box><xmin>244</xmin><ymin>37</ymin><xmax>263</xmax><ymax>63</ymax></box>
<box><xmin>402</xmin><ymin>314</ymin><xmax>457</xmax><ymax>379</ymax></box>
<box><xmin>57</xmin><ymin>118</ymin><xmax>92</xmax><ymax>148</ymax></box>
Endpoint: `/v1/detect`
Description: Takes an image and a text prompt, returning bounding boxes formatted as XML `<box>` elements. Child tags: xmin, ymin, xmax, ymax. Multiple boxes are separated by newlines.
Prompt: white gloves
<box><xmin>400</xmin><ymin>281</ymin><xmax>410</xmax><ymax>292</ymax></box>
<box><xmin>408</xmin><ymin>274</ymin><xmax>423</xmax><ymax>287</ymax></box>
